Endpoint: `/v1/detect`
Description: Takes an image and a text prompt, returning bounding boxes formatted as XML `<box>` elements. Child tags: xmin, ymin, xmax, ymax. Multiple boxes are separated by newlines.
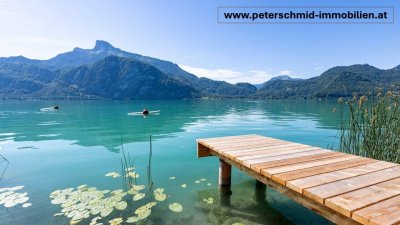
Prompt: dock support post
<box><xmin>219</xmin><ymin>159</ymin><xmax>232</xmax><ymax>206</ymax></box>
<box><xmin>254</xmin><ymin>179</ymin><xmax>266</xmax><ymax>203</ymax></box>
<box><xmin>219</xmin><ymin>159</ymin><xmax>231</xmax><ymax>188</ymax></box>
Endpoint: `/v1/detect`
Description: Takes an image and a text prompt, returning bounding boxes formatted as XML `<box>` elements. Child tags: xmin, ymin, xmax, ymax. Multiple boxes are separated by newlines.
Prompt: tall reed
<box><xmin>337</xmin><ymin>91</ymin><xmax>400</xmax><ymax>163</ymax></box>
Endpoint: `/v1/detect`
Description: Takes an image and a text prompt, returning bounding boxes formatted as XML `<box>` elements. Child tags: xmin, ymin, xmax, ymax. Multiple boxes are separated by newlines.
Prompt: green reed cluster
<box><xmin>337</xmin><ymin>91</ymin><xmax>400</xmax><ymax>163</ymax></box>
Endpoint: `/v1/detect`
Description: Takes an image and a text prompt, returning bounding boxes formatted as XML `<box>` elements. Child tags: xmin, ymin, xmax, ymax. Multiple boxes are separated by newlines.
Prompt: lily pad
<box><xmin>202</xmin><ymin>197</ymin><xmax>214</xmax><ymax>204</ymax></box>
<box><xmin>131</xmin><ymin>185</ymin><xmax>145</xmax><ymax>191</ymax></box>
<box><xmin>22</xmin><ymin>203</ymin><xmax>32</xmax><ymax>208</ymax></box>
<box><xmin>115</xmin><ymin>201</ymin><xmax>127</xmax><ymax>210</ymax></box>
<box><xmin>169</xmin><ymin>176</ymin><xmax>176</xmax><ymax>180</ymax></box>
<box><xmin>168</xmin><ymin>202</ymin><xmax>183</xmax><ymax>212</ymax></box>
<box><xmin>108</xmin><ymin>217</ymin><xmax>123</xmax><ymax>225</ymax></box>
<box><xmin>181</xmin><ymin>184</ymin><xmax>187</xmax><ymax>188</ymax></box>
<box><xmin>105</xmin><ymin>172</ymin><xmax>120</xmax><ymax>178</ymax></box>
<box><xmin>154</xmin><ymin>192</ymin><xmax>166</xmax><ymax>201</ymax></box>
<box><xmin>133</xmin><ymin>193</ymin><xmax>145</xmax><ymax>201</ymax></box>
<box><xmin>137</xmin><ymin>208</ymin><xmax>151</xmax><ymax>219</ymax></box>
<box><xmin>126</xmin><ymin>216</ymin><xmax>139</xmax><ymax>223</ymax></box>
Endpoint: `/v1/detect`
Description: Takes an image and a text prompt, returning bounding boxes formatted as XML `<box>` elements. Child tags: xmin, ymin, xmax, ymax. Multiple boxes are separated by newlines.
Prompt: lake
<box><xmin>0</xmin><ymin>100</ymin><xmax>341</xmax><ymax>225</ymax></box>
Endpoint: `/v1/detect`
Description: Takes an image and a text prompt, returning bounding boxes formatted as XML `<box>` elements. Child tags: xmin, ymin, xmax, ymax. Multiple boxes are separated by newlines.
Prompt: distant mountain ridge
<box><xmin>0</xmin><ymin>40</ymin><xmax>257</xmax><ymax>99</ymax></box>
<box><xmin>0</xmin><ymin>40</ymin><xmax>399</xmax><ymax>99</ymax></box>
<box><xmin>257</xmin><ymin>64</ymin><xmax>400</xmax><ymax>99</ymax></box>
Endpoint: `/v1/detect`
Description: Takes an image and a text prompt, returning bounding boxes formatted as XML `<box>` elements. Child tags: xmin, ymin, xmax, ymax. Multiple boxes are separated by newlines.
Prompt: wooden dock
<box><xmin>197</xmin><ymin>134</ymin><xmax>400</xmax><ymax>225</ymax></box>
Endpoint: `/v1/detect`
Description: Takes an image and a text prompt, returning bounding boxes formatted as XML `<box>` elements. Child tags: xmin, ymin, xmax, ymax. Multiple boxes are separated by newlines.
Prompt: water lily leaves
<box><xmin>115</xmin><ymin>201</ymin><xmax>127</xmax><ymax>210</ymax></box>
<box><xmin>105</xmin><ymin>172</ymin><xmax>121</xmax><ymax>178</ymax></box>
<box><xmin>100</xmin><ymin>207</ymin><xmax>113</xmax><ymax>217</ymax></box>
<box><xmin>154</xmin><ymin>192</ymin><xmax>166</xmax><ymax>201</ymax></box>
<box><xmin>126</xmin><ymin>216</ymin><xmax>139</xmax><ymax>223</ymax></box>
<box><xmin>69</xmin><ymin>219</ymin><xmax>82</xmax><ymax>225</ymax></box>
<box><xmin>125</xmin><ymin>172</ymin><xmax>139</xmax><ymax>178</ymax></box>
<box><xmin>207</xmin><ymin>183</ymin><xmax>212</xmax><ymax>186</ymax></box>
<box><xmin>168</xmin><ymin>203</ymin><xmax>183</xmax><ymax>212</ymax></box>
<box><xmin>154</xmin><ymin>188</ymin><xmax>164</xmax><ymax>193</ymax></box>
<box><xmin>131</xmin><ymin>185</ymin><xmax>145</xmax><ymax>191</ymax></box>
<box><xmin>89</xmin><ymin>216</ymin><xmax>102</xmax><ymax>225</ymax></box>
<box><xmin>194</xmin><ymin>180</ymin><xmax>200</xmax><ymax>184</ymax></box>
<box><xmin>202</xmin><ymin>197</ymin><xmax>213</xmax><ymax>204</ymax></box>
<box><xmin>154</xmin><ymin>188</ymin><xmax>166</xmax><ymax>201</ymax></box>
<box><xmin>138</xmin><ymin>209</ymin><xmax>151</xmax><ymax>219</ymax></box>
<box><xmin>6</xmin><ymin>186</ymin><xmax>24</xmax><ymax>191</ymax></box>
<box><xmin>108</xmin><ymin>218</ymin><xmax>123</xmax><ymax>225</ymax></box>
<box><xmin>22</xmin><ymin>203</ymin><xmax>32</xmax><ymax>208</ymax></box>
<box><xmin>125</xmin><ymin>167</ymin><xmax>135</xmax><ymax>172</ymax></box>
<box><xmin>0</xmin><ymin>186</ymin><xmax>31</xmax><ymax>209</ymax></box>
<box><xmin>200</xmin><ymin>178</ymin><xmax>206</xmax><ymax>182</ymax></box>
<box><xmin>133</xmin><ymin>193</ymin><xmax>145</xmax><ymax>201</ymax></box>
<box><xmin>169</xmin><ymin>176</ymin><xmax>176</xmax><ymax>180</ymax></box>
<box><xmin>181</xmin><ymin>184</ymin><xmax>187</xmax><ymax>188</ymax></box>
<box><xmin>127</xmin><ymin>188</ymin><xmax>139</xmax><ymax>195</ymax></box>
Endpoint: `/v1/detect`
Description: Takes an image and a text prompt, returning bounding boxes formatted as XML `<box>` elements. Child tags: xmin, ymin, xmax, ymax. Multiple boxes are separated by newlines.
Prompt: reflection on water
<box><xmin>0</xmin><ymin>100</ymin><xmax>338</xmax><ymax>225</ymax></box>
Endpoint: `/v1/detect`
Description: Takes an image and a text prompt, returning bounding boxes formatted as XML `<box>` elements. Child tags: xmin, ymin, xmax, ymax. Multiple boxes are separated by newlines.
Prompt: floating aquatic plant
<box><xmin>200</xmin><ymin>178</ymin><xmax>206</xmax><ymax>182</ymax></box>
<box><xmin>207</xmin><ymin>182</ymin><xmax>212</xmax><ymax>186</ymax></box>
<box><xmin>132</xmin><ymin>193</ymin><xmax>145</xmax><ymax>201</ymax></box>
<box><xmin>131</xmin><ymin>185</ymin><xmax>145</xmax><ymax>191</ymax></box>
<box><xmin>126</xmin><ymin>216</ymin><xmax>139</xmax><ymax>223</ymax></box>
<box><xmin>168</xmin><ymin>202</ymin><xmax>183</xmax><ymax>212</ymax></box>
<box><xmin>194</xmin><ymin>180</ymin><xmax>200</xmax><ymax>184</ymax></box>
<box><xmin>105</xmin><ymin>172</ymin><xmax>121</xmax><ymax>178</ymax></box>
<box><xmin>0</xmin><ymin>186</ymin><xmax>31</xmax><ymax>208</ymax></box>
<box><xmin>115</xmin><ymin>201</ymin><xmax>127</xmax><ymax>210</ymax></box>
<box><xmin>169</xmin><ymin>176</ymin><xmax>176</xmax><ymax>180</ymax></box>
<box><xmin>154</xmin><ymin>188</ymin><xmax>166</xmax><ymax>201</ymax></box>
<box><xmin>108</xmin><ymin>217</ymin><xmax>123</xmax><ymax>225</ymax></box>
<box><xmin>202</xmin><ymin>197</ymin><xmax>214</xmax><ymax>204</ymax></box>
<box><xmin>181</xmin><ymin>184</ymin><xmax>187</xmax><ymax>188</ymax></box>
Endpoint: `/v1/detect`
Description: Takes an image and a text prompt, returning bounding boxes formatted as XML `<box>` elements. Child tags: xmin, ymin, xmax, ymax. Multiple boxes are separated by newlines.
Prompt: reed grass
<box><xmin>0</xmin><ymin>154</ymin><xmax>9</xmax><ymax>181</ymax></box>
<box><xmin>337</xmin><ymin>91</ymin><xmax>400</xmax><ymax>163</ymax></box>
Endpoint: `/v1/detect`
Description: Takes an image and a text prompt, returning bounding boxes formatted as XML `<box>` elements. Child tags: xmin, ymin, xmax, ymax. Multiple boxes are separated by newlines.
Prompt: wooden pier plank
<box><xmin>352</xmin><ymin>195</ymin><xmax>400</xmax><ymax>225</ymax></box>
<box><xmin>237</xmin><ymin>147</ymin><xmax>321</xmax><ymax>163</ymax></box>
<box><xmin>304</xmin><ymin>166</ymin><xmax>400</xmax><ymax>204</ymax></box>
<box><xmin>273</xmin><ymin>158</ymin><xmax>375</xmax><ymax>186</ymax></box>
<box><xmin>325</xmin><ymin>177</ymin><xmax>400</xmax><ymax>217</ymax></box>
<box><xmin>249</xmin><ymin>151</ymin><xmax>342</xmax><ymax>171</ymax></box>
<box><xmin>287</xmin><ymin>161</ymin><xmax>396</xmax><ymax>194</ymax></box>
<box><xmin>261</xmin><ymin>154</ymin><xmax>359</xmax><ymax>179</ymax></box>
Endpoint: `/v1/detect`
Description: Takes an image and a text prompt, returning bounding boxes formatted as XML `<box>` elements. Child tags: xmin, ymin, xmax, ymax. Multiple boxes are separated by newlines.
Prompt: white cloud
<box><xmin>279</xmin><ymin>70</ymin><xmax>292</xmax><ymax>75</ymax></box>
<box><xmin>179</xmin><ymin>65</ymin><xmax>275</xmax><ymax>84</ymax></box>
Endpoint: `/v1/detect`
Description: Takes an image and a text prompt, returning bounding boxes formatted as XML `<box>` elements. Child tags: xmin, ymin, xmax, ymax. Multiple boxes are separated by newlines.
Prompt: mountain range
<box><xmin>0</xmin><ymin>40</ymin><xmax>399</xmax><ymax>100</ymax></box>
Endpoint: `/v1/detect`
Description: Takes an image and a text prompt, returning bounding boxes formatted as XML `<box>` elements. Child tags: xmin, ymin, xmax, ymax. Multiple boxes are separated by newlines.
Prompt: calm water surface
<box><xmin>0</xmin><ymin>100</ymin><xmax>341</xmax><ymax>225</ymax></box>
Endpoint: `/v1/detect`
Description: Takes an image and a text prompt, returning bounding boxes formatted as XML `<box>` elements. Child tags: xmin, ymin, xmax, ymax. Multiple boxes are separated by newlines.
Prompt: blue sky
<box><xmin>0</xmin><ymin>0</ymin><xmax>399</xmax><ymax>84</ymax></box>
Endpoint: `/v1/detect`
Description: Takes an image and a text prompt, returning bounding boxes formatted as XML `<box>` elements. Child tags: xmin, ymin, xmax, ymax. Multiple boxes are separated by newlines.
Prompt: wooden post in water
<box><xmin>219</xmin><ymin>159</ymin><xmax>231</xmax><ymax>188</ymax></box>
<box><xmin>254</xmin><ymin>179</ymin><xmax>266</xmax><ymax>203</ymax></box>
<box><xmin>218</xmin><ymin>159</ymin><xmax>232</xmax><ymax>206</ymax></box>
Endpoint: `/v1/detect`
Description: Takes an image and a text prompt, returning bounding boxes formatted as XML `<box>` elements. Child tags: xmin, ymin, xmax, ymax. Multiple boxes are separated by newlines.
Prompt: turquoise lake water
<box><xmin>0</xmin><ymin>100</ymin><xmax>341</xmax><ymax>225</ymax></box>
